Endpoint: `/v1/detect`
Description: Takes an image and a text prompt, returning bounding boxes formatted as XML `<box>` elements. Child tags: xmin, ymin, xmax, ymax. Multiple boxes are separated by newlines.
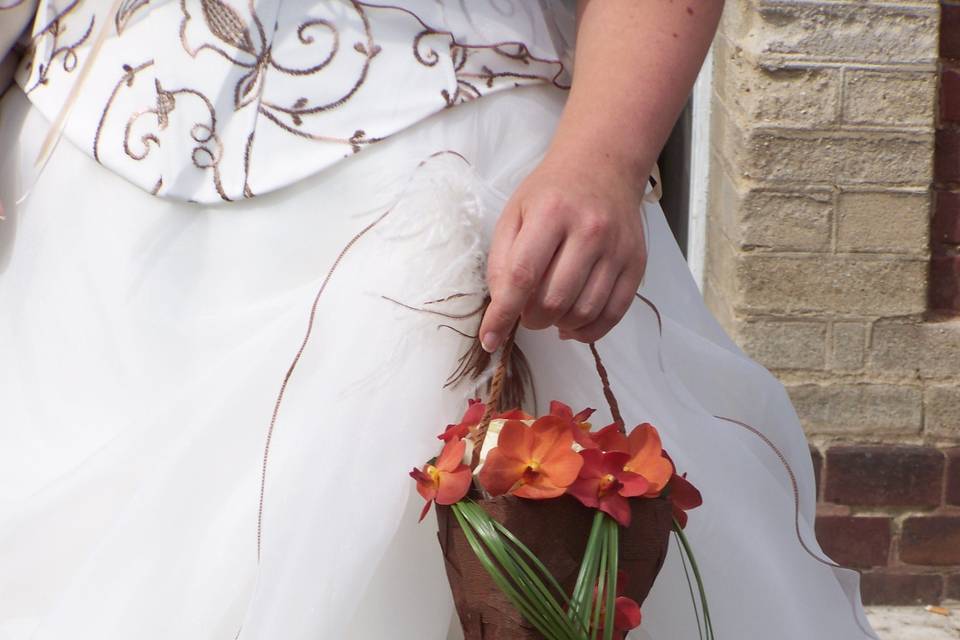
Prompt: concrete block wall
<box><xmin>704</xmin><ymin>0</ymin><xmax>960</xmax><ymax>604</ymax></box>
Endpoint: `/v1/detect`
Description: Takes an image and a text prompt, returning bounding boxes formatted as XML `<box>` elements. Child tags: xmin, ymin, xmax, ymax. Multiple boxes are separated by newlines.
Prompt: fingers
<box><xmin>480</xmin><ymin>204</ymin><xmax>563</xmax><ymax>352</ymax></box>
<box><xmin>555</xmin><ymin>259</ymin><xmax>619</xmax><ymax>331</ymax></box>
<box><xmin>521</xmin><ymin>238</ymin><xmax>600</xmax><ymax>330</ymax></box>
<box><xmin>559</xmin><ymin>265</ymin><xmax>643</xmax><ymax>343</ymax></box>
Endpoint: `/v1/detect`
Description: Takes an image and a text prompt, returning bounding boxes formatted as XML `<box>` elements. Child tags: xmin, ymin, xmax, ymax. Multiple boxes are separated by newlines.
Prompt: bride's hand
<box><xmin>479</xmin><ymin>151</ymin><xmax>647</xmax><ymax>352</ymax></box>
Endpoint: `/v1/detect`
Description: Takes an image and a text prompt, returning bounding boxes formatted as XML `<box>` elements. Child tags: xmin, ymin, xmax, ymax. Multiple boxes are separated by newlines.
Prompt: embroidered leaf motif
<box><xmin>115</xmin><ymin>0</ymin><xmax>150</xmax><ymax>34</ymax></box>
<box><xmin>154</xmin><ymin>80</ymin><xmax>176</xmax><ymax>129</ymax></box>
<box><xmin>200</xmin><ymin>0</ymin><xmax>255</xmax><ymax>53</ymax></box>
<box><xmin>234</xmin><ymin>64</ymin><xmax>265</xmax><ymax>109</ymax></box>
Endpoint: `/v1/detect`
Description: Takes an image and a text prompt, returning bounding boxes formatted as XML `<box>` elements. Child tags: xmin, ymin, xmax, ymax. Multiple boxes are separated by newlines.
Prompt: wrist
<box><xmin>543</xmin><ymin>131</ymin><xmax>655</xmax><ymax>199</ymax></box>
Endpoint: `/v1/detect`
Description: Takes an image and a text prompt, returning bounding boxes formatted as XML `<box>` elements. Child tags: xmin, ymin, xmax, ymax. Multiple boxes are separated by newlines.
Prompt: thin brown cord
<box><xmin>256</xmin><ymin>149</ymin><xmax>474</xmax><ymax>560</ymax></box>
<box><xmin>380</xmin><ymin>295</ymin><xmax>487</xmax><ymax>320</ymax></box>
<box><xmin>469</xmin><ymin>323</ymin><xmax>518</xmax><ymax>468</ymax></box>
<box><xmin>256</xmin><ymin>208</ymin><xmax>394</xmax><ymax>560</ymax></box>
<box><xmin>588</xmin><ymin>342</ymin><xmax>625</xmax><ymax>432</ymax></box>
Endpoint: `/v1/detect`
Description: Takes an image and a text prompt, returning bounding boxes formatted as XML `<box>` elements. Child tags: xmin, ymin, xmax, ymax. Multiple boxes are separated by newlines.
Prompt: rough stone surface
<box><xmin>844</xmin><ymin>70</ymin><xmax>936</xmax><ymax>127</ymax></box>
<box><xmin>737</xmin><ymin>320</ymin><xmax>827</xmax><ymax>370</ymax></box>
<box><xmin>745</xmin><ymin>4</ymin><xmax>938</xmax><ymax>66</ymax></box>
<box><xmin>788</xmin><ymin>384</ymin><xmax>921</xmax><ymax>436</ymax></box>
<box><xmin>835</xmin><ymin>191</ymin><xmax>930</xmax><ymax>254</ymax></box>
<box><xmin>735</xmin><ymin>255</ymin><xmax>928</xmax><ymax>316</ymax></box>
<box><xmin>829</xmin><ymin>321</ymin><xmax>868</xmax><ymax>372</ymax></box>
<box><xmin>924</xmin><ymin>388</ymin><xmax>960</xmax><ymax>440</ymax></box>
<box><xmin>868</xmin><ymin>320</ymin><xmax>960</xmax><ymax>379</ymax></box>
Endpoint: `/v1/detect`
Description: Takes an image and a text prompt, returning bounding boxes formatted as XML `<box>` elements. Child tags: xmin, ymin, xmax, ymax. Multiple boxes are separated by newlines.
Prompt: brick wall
<box><xmin>705</xmin><ymin>0</ymin><xmax>960</xmax><ymax>604</ymax></box>
<box><xmin>935</xmin><ymin>2</ymin><xmax>960</xmax><ymax>312</ymax></box>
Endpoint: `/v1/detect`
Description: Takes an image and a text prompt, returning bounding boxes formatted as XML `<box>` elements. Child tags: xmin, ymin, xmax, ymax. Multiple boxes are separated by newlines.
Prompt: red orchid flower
<box><xmin>410</xmin><ymin>437</ymin><xmax>472</xmax><ymax>521</ymax></box>
<box><xmin>590</xmin><ymin>571</ymin><xmax>643</xmax><ymax>639</ymax></box>
<box><xmin>478</xmin><ymin>416</ymin><xmax>583</xmax><ymax>499</ymax></box>
<box><xmin>549</xmin><ymin>400</ymin><xmax>599</xmax><ymax>449</ymax></box>
<box><xmin>592</xmin><ymin>422</ymin><xmax>675</xmax><ymax>497</ymax></box>
<box><xmin>566</xmin><ymin>449</ymin><xmax>649</xmax><ymax>527</ymax></box>
<box><xmin>668</xmin><ymin>471</ymin><xmax>703</xmax><ymax>529</ymax></box>
<box><xmin>438</xmin><ymin>399</ymin><xmax>485</xmax><ymax>441</ymax></box>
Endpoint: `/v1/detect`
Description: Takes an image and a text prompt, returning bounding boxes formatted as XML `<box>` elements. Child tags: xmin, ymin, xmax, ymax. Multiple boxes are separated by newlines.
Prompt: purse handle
<box><xmin>469</xmin><ymin>324</ymin><xmax>626</xmax><ymax>469</ymax></box>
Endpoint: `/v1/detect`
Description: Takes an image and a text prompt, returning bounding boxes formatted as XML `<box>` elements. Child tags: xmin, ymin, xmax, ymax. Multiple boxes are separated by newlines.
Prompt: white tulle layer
<box><xmin>0</xmin><ymin>84</ymin><xmax>875</xmax><ymax>640</ymax></box>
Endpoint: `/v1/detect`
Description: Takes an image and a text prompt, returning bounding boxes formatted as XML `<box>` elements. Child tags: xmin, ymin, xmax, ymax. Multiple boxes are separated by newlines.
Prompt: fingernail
<box><xmin>481</xmin><ymin>332</ymin><xmax>499</xmax><ymax>353</ymax></box>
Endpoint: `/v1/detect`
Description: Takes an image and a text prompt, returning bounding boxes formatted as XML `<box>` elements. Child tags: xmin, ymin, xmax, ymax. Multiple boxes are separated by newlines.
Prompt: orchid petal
<box><xmin>566</xmin><ymin>476</ymin><xmax>601</xmax><ymax>509</ymax></box>
<box><xmin>477</xmin><ymin>449</ymin><xmax>528</xmax><ymax>496</ymax></box>
<box><xmin>592</xmin><ymin>423</ymin><xmax>629</xmax><ymax>453</ymax></box>
<box><xmin>436</xmin><ymin>437</ymin><xmax>467</xmax><ymax>472</ymax></box>
<box><xmin>436</xmin><ymin>465</ymin><xmax>472</xmax><ymax>505</ymax></box>
<box><xmin>613</xmin><ymin>596</ymin><xmax>642</xmax><ymax>631</ymax></box>
<box><xmin>599</xmin><ymin>493</ymin><xmax>632</xmax><ymax>527</ymax></box>
<box><xmin>616</xmin><ymin>470</ymin><xmax>650</xmax><ymax>498</ymax></box>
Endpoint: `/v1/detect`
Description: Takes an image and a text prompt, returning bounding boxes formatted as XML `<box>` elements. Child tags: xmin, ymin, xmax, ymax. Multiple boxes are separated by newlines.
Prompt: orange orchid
<box><xmin>438</xmin><ymin>399</ymin><xmax>485</xmax><ymax>442</ymax></box>
<box><xmin>478</xmin><ymin>416</ymin><xmax>584</xmax><ymax>499</ymax></box>
<box><xmin>410</xmin><ymin>437</ymin><xmax>472</xmax><ymax>521</ymax></box>
<box><xmin>592</xmin><ymin>422</ymin><xmax>674</xmax><ymax>497</ymax></box>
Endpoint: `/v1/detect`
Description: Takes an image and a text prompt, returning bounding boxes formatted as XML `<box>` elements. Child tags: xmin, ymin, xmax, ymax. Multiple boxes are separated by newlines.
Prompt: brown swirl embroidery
<box><xmin>95</xmin><ymin>60</ymin><xmax>231</xmax><ymax>201</ymax></box>
<box><xmin>115</xmin><ymin>0</ymin><xmax>150</xmax><ymax>34</ymax></box>
<box><xmin>24</xmin><ymin>0</ymin><xmax>95</xmax><ymax>93</ymax></box>
<box><xmin>179</xmin><ymin>0</ymin><xmax>383</xmax><ymax>149</ymax></box>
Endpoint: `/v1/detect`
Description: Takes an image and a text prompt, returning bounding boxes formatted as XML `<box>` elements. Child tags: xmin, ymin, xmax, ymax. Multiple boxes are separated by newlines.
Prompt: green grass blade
<box><xmin>674</xmin><ymin>519</ymin><xmax>715</xmax><ymax>640</ymax></box>
<box><xmin>454</xmin><ymin>502</ymin><xmax>585</xmax><ymax>640</ymax></box>
<box><xmin>590</xmin><ymin>527</ymin><xmax>608</xmax><ymax>640</ymax></box>
<box><xmin>602</xmin><ymin>519</ymin><xmax>619</xmax><ymax>640</ymax></box>
<box><xmin>570</xmin><ymin>511</ymin><xmax>606</xmax><ymax>627</ymax></box>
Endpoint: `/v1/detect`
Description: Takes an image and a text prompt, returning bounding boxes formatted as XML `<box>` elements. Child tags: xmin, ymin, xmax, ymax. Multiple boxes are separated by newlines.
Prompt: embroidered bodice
<box><xmin>1</xmin><ymin>0</ymin><xmax>575</xmax><ymax>202</ymax></box>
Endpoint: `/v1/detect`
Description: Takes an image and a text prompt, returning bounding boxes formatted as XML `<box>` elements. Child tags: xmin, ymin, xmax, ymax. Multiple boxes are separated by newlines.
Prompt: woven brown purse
<box><xmin>437</xmin><ymin>330</ymin><xmax>674</xmax><ymax>639</ymax></box>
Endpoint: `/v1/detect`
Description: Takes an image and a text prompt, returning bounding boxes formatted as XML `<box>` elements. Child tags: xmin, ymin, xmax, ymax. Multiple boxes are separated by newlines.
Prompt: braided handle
<box><xmin>469</xmin><ymin>323</ymin><xmax>518</xmax><ymax>468</ymax></box>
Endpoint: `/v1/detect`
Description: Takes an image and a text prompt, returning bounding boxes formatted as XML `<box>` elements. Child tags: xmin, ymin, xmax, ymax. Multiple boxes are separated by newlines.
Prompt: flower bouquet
<box><xmin>410</xmin><ymin>333</ymin><xmax>710</xmax><ymax>640</ymax></box>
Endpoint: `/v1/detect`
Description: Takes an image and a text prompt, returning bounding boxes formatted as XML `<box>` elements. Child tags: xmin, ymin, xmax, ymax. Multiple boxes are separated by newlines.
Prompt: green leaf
<box><xmin>452</xmin><ymin>502</ymin><xmax>586</xmax><ymax>640</ymax></box>
<box><xmin>674</xmin><ymin>519</ymin><xmax>715</xmax><ymax>640</ymax></box>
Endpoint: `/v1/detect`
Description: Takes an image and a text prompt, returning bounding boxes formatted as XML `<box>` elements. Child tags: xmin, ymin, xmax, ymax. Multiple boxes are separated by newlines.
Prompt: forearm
<box><xmin>549</xmin><ymin>0</ymin><xmax>724</xmax><ymax>182</ymax></box>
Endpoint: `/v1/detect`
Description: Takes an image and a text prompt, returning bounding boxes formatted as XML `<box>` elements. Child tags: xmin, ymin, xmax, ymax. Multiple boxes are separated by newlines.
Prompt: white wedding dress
<box><xmin>0</xmin><ymin>2</ymin><xmax>877</xmax><ymax>639</ymax></box>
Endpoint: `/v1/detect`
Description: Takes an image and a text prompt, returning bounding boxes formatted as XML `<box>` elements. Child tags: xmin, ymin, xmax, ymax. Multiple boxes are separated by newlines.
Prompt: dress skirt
<box><xmin>0</xmin><ymin>83</ymin><xmax>876</xmax><ymax>640</ymax></box>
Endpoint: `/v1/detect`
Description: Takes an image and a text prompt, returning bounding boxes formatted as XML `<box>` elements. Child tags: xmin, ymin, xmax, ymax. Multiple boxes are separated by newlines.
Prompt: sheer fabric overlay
<box><xmin>0</xmin><ymin>80</ymin><xmax>875</xmax><ymax>639</ymax></box>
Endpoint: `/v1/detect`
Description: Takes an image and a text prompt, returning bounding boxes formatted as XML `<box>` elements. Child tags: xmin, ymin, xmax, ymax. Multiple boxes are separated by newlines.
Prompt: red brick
<box><xmin>947</xmin><ymin>448</ymin><xmax>960</xmax><ymax>506</ymax></box>
<box><xmin>815</xmin><ymin>516</ymin><xmax>891</xmax><ymax>568</ymax></box>
<box><xmin>811</xmin><ymin>446</ymin><xmax>823</xmax><ymax>499</ymax></box>
<box><xmin>944</xmin><ymin>4</ymin><xmax>960</xmax><ymax>60</ymax></box>
<box><xmin>933</xmin><ymin>190</ymin><xmax>960</xmax><ymax>244</ymax></box>
<box><xmin>859</xmin><ymin>571</ymin><xmax>943</xmax><ymax>605</ymax></box>
<box><xmin>936</xmin><ymin>127</ymin><xmax>960</xmax><ymax>184</ymax></box>
<box><xmin>824</xmin><ymin>446</ymin><xmax>945</xmax><ymax>507</ymax></box>
<box><xmin>943</xmin><ymin>64</ymin><xmax>960</xmax><ymax>123</ymax></box>
<box><xmin>947</xmin><ymin>573</ymin><xmax>960</xmax><ymax>601</ymax></box>
<box><xmin>901</xmin><ymin>516</ymin><xmax>960</xmax><ymax>565</ymax></box>
<box><xmin>929</xmin><ymin>255</ymin><xmax>960</xmax><ymax>311</ymax></box>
